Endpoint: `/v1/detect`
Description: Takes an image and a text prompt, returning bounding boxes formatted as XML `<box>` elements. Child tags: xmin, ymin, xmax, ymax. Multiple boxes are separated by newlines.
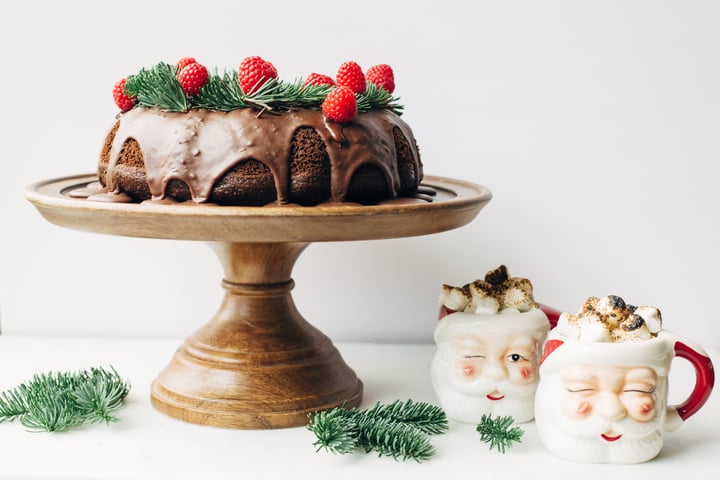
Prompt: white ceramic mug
<box><xmin>431</xmin><ymin>307</ymin><xmax>552</xmax><ymax>423</ymax></box>
<box><xmin>535</xmin><ymin>330</ymin><xmax>715</xmax><ymax>463</ymax></box>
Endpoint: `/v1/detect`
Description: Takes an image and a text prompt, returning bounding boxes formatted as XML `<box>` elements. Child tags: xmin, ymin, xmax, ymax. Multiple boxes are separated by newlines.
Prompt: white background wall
<box><xmin>1</xmin><ymin>0</ymin><xmax>718</xmax><ymax>349</ymax></box>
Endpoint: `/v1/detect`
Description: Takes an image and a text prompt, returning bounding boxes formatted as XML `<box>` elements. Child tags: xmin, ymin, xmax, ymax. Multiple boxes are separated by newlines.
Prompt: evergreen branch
<box><xmin>0</xmin><ymin>386</ymin><xmax>30</xmax><ymax>422</ymax></box>
<box><xmin>119</xmin><ymin>62</ymin><xmax>405</xmax><ymax>115</ymax></box>
<box><xmin>356</xmin><ymin>416</ymin><xmax>436</xmax><ymax>462</ymax></box>
<box><xmin>307</xmin><ymin>399</ymin><xmax>446</xmax><ymax>462</ymax></box>
<box><xmin>189</xmin><ymin>74</ymin><xmax>332</xmax><ymax>113</ymax></box>
<box><xmin>476</xmin><ymin>414</ymin><xmax>524</xmax><ymax>453</ymax></box>
<box><xmin>191</xmin><ymin>70</ymin><xmax>249</xmax><ymax>111</ymax></box>
<box><xmin>72</xmin><ymin>367</ymin><xmax>131</xmax><ymax>424</ymax></box>
<box><xmin>306</xmin><ymin>406</ymin><xmax>360</xmax><ymax>454</ymax></box>
<box><xmin>358</xmin><ymin>399</ymin><xmax>448</xmax><ymax>435</ymax></box>
<box><xmin>242</xmin><ymin>79</ymin><xmax>331</xmax><ymax>113</ymax></box>
<box><xmin>0</xmin><ymin>367</ymin><xmax>131</xmax><ymax>432</ymax></box>
<box><xmin>357</xmin><ymin>82</ymin><xmax>404</xmax><ymax>115</ymax></box>
<box><xmin>21</xmin><ymin>387</ymin><xmax>83</xmax><ymax>432</ymax></box>
<box><xmin>125</xmin><ymin>62</ymin><xmax>188</xmax><ymax>112</ymax></box>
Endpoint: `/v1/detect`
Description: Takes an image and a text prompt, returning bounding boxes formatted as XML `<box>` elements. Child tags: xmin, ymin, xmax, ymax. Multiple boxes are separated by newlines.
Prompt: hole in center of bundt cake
<box><xmin>288</xmin><ymin>127</ymin><xmax>331</xmax><ymax>206</ymax></box>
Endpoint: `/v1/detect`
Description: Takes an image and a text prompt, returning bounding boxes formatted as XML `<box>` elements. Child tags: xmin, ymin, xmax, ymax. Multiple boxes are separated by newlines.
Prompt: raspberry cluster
<box><xmin>113</xmin><ymin>57</ymin><xmax>397</xmax><ymax>124</ymax></box>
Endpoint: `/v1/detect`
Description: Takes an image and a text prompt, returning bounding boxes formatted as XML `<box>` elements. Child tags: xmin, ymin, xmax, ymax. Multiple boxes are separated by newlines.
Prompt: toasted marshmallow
<box><xmin>555</xmin><ymin>312</ymin><xmax>581</xmax><ymax>340</ymax></box>
<box><xmin>635</xmin><ymin>306</ymin><xmax>662</xmax><ymax>334</ymax></box>
<box><xmin>466</xmin><ymin>281</ymin><xmax>501</xmax><ymax>314</ymax></box>
<box><xmin>556</xmin><ymin>295</ymin><xmax>663</xmax><ymax>343</ymax></box>
<box><xmin>439</xmin><ymin>265</ymin><xmax>539</xmax><ymax>316</ymax></box>
<box><xmin>439</xmin><ymin>284</ymin><xmax>470</xmax><ymax>311</ymax></box>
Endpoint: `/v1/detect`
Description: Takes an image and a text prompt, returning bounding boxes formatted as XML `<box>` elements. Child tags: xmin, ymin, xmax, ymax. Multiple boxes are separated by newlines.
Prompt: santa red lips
<box><xmin>601</xmin><ymin>432</ymin><xmax>623</xmax><ymax>442</ymax></box>
<box><xmin>486</xmin><ymin>392</ymin><xmax>505</xmax><ymax>401</ymax></box>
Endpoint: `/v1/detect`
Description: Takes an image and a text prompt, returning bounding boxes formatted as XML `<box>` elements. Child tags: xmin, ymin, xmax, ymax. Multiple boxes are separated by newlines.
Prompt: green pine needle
<box><xmin>357</xmin><ymin>416</ymin><xmax>436</xmax><ymax>462</ymax></box>
<box><xmin>119</xmin><ymin>62</ymin><xmax>405</xmax><ymax>115</ymax></box>
<box><xmin>307</xmin><ymin>399</ymin><xmax>447</xmax><ymax>462</ymax></box>
<box><xmin>307</xmin><ymin>406</ymin><xmax>360</xmax><ymax>455</ymax></box>
<box><xmin>0</xmin><ymin>366</ymin><xmax>130</xmax><ymax>432</ymax></box>
<box><xmin>125</xmin><ymin>62</ymin><xmax>188</xmax><ymax>112</ymax></box>
<box><xmin>476</xmin><ymin>414</ymin><xmax>524</xmax><ymax>453</ymax></box>
<box><xmin>356</xmin><ymin>82</ymin><xmax>404</xmax><ymax>115</ymax></box>
<box><xmin>192</xmin><ymin>70</ymin><xmax>249</xmax><ymax>111</ymax></box>
<box><xmin>358</xmin><ymin>399</ymin><xmax>448</xmax><ymax>435</ymax></box>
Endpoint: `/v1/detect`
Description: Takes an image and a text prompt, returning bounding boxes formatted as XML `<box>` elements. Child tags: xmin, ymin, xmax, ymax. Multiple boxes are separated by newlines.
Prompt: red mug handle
<box><xmin>672</xmin><ymin>339</ymin><xmax>715</xmax><ymax>421</ymax></box>
<box><xmin>538</xmin><ymin>304</ymin><xmax>561</xmax><ymax>329</ymax></box>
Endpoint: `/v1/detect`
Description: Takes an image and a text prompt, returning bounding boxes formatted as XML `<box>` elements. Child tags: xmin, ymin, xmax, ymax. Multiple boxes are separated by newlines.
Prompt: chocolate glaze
<box><xmin>106</xmin><ymin>107</ymin><xmax>422</xmax><ymax>204</ymax></box>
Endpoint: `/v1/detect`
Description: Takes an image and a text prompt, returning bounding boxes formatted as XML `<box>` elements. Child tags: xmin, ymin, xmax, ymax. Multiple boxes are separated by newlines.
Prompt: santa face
<box><xmin>535</xmin><ymin>365</ymin><xmax>667</xmax><ymax>463</ymax></box>
<box><xmin>431</xmin><ymin>333</ymin><xmax>542</xmax><ymax>423</ymax></box>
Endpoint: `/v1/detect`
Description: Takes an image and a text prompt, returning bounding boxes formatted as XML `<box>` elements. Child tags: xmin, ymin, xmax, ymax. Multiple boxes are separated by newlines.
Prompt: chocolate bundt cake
<box><xmin>95</xmin><ymin>57</ymin><xmax>424</xmax><ymax>206</ymax></box>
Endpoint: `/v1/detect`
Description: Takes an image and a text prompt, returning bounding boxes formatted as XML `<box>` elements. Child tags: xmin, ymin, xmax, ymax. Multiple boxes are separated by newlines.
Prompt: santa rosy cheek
<box><xmin>520</xmin><ymin>367</ymin><xmax>532</xmax><ymax>379</ymax></box>
<box><xmin>463</xmin><ymin>366</ymin><xmax>475</xmax><ymax>376</ymax></box>
<box><xmin>577</xmin><ymin>402</ymin><xmax>591</xmax><ymax>415</ymax></box>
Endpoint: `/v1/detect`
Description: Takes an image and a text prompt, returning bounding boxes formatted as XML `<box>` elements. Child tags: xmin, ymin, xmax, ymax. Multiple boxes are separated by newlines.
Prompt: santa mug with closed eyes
<box><xmin>535</xmin><ymin>329</ymin><xmax>714</xmax><ymax>464</ymax></box>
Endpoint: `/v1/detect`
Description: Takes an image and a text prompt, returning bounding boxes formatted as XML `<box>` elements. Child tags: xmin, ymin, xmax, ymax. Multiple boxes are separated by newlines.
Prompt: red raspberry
<box><xmin>365</xmin><ymin>64</ymin><xmax>395</xmax><ymax>93</ymax></box>
<box><xmin>177</xmin><ymin>62</ymin><xmax>209</xmax><ymax>95</ymax></box>
<box><xmin>176</xmin><ymin>57</ymin><xmax>197</xmax><ymax>72</ymax></box>
<box><xmin>238</xmin><ymin>56</ymin><xmax>278</xmax><ymax>95</ymax></box>
<box><xmin>112</xmin><ymin>78</ymin><xmax>136</xmax><ymax>112</ymax></box>
<box><xmin>335</xmin><ymin>61</ymin><xmax>366</xmax><ymax>94</ymax></box>
<box><xmin>303</xmin><ymin>73</ymin><xmax>335</xmax><ymax>88</ymax></box>
<box><xmin>321</xmin><ymin>86</ymin><xmax>357</xmax><ymax>124</ymax></box>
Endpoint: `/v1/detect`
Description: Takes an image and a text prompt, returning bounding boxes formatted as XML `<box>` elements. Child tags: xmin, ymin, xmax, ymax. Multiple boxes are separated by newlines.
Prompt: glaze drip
<box><xmin>106</xmin><ymin>108</ymin><xmax>422</xmax><ymax>204</ymax></box>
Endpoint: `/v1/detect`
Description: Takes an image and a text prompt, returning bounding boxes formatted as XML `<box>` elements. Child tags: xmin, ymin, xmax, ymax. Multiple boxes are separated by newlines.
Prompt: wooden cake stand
<box><xmin>26</xmin><ymin>174</ymin><xmax>492</xmax><ymax>429</ymax></box>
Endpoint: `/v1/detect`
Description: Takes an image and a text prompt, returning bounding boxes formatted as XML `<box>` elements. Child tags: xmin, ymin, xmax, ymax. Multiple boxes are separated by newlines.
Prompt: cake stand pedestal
<box><xmin>26</xmin><ymin>174</ymin><xmax>492</xmax><ymax>429</ymax></box>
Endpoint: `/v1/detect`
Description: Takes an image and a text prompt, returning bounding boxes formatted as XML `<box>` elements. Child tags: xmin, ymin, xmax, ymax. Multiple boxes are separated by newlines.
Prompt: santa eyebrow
<box><xmin>562</xmin><ymin>369</ymin><xmax>597</xmax><ymax>383</ymax></box>
<box><xmin>624</xmin><ymin>369</ymin><xmax>657</xmax><ymax>385</ymax></box>
<box><xmin>509</xmin><ymin>338</ymin><xmax>535</xmax><ymax>350</ymax></box>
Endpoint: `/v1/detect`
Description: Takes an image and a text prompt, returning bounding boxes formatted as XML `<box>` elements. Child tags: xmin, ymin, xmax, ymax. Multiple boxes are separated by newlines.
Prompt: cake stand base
<box><xmin>150</xmin><ymin>242</ymin><xmax>363</xmax><ymax>428</ymax></box>
<box><xmin>27</xmin><ymin>174</ymin><xmax>491</xmax><ymax>429</ymax></box>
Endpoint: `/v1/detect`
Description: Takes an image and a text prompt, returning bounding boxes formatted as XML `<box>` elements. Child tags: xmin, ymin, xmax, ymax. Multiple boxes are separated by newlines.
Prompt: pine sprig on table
<box><xmin>476</xmin><ymin>414</ymin><xmax>524</xmax><ymax>453</ymax></box>
<box><xmin>307</xmin><ymin>406</ymin><xmax>360</xmax><ymax>454</ymax></box>
<box><xmin>0</xmin><ymin>367</ymin><xmax>130</xmax><ymax>432</ymax></box>
<box><xmin>307</xmin><ymin>399</ymin><xmax>448</xmax><ymax>462</ymax></box>
<box><xmin>357</xmin><ymin>399</ymin><xmax>448</xmax><ymax>435</ymax></box>
<box><xmin>357</xmin><ymin>415</ymin><xmax>436</xmax><ymax>461</ymax></box>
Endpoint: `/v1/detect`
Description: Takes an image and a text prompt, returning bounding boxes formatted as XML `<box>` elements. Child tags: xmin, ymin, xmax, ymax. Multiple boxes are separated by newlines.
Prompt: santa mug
<box><xmin>431</xmin><ymin>307</ymin><xmax>555</xmax><ymax>423</ymax></box>
<box><xmin>535</xmin><ymin>329</ymin><xmax>715</xmax><ymax>463</ymax></box>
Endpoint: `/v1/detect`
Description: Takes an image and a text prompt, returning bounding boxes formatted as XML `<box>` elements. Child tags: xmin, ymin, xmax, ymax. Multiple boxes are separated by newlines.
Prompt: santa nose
<box><xmin>594</xmin><ymin>393</ymin><xmax>626</xmax><ymax>422</ymax></box>
<box><xmin>483</xmin><ymin>359</ymin><xmax>508</xmax><ymax>381</ymax></box>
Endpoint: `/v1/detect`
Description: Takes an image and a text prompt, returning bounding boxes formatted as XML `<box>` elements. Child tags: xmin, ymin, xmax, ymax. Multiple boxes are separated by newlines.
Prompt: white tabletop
<box><xmin>0</xmin><ymin>335</ymin><xmax>717</xmax><ymax>479</ymax></box>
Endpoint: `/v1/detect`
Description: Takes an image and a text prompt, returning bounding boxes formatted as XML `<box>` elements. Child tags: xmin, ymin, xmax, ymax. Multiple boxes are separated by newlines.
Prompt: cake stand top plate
<box><xmin>26</xmin><ymin>174</ymin><xmax>491</xmax><ymax>243</ymax></box>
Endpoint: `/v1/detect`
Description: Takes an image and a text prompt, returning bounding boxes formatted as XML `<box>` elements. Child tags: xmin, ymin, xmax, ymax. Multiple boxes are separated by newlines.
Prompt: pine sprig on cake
<box><xmin>123</xmin><ymin>62</ymin><xmax>188</xmax><ymax>112</ymax></box>
<box><xmin>113</xmin><ymin>56</ymin><xmax>404</xmax><ymax>122</ymax></box>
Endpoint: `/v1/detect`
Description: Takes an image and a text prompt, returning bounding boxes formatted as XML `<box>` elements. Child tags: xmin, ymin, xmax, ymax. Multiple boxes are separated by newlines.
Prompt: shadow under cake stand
<box><xmin>26</xmin><ymin>174</ymin><xmax>492</xmax><ymax>429</ymax></box>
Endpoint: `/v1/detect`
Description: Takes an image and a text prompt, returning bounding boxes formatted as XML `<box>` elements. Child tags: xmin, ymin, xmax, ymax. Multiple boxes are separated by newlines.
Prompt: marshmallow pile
<box><xmin>556</xmin><ymin>295</ymin><xmax>662</xmax><ymax>342</ymax></box>
<box><xmin>439</xmin><ymin>265</ymin><xmax>537</xmax><ymax>314</ymax></box>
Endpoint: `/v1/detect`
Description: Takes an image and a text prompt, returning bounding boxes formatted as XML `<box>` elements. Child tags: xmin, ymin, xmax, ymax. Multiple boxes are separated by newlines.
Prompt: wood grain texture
<box><xmin>26</xmin><ymin>174</ymin><xmax>491</xmax><ymax>428</ymax></box>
